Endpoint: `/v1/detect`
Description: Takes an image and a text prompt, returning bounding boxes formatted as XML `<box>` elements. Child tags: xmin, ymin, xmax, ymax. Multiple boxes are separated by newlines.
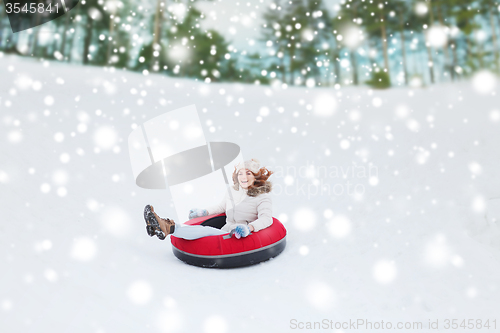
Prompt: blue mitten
<box><xmin>233</xmin><ymin>225</ymin><xmax>251</xmax><ymax>239</ymax></box>
<box><xmin>188</xmin><ymin>208</ymin><xmax>208</xmax><ymax>220</ymax></box>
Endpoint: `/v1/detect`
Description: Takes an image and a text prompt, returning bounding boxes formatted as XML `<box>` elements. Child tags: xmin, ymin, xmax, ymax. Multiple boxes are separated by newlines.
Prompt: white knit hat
<box><xmin>234</xmin><ymin>158</ymin><xmax>261</xmax><ymax>173</ymax></box>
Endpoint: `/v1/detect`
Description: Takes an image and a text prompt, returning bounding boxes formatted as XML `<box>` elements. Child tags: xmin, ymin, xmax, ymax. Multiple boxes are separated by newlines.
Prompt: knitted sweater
<box><xmin>205</xmin><ymin>181</ymin><xmax>273</xmax><ymax>232</ymax></box>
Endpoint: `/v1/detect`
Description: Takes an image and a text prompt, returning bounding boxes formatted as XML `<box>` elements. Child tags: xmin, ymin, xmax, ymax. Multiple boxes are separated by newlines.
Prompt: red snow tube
<box><xmin>170</xmin><ymin>214</ymin><xmax>287</xmax><ymax>268</ymax></box>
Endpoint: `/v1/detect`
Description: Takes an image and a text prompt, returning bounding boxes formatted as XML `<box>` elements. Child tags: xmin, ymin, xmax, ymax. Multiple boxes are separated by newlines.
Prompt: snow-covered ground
<box><xmin>1</xmin><ymin>54</ymin><xmax>500</xmax><ymax>333</ymax></box>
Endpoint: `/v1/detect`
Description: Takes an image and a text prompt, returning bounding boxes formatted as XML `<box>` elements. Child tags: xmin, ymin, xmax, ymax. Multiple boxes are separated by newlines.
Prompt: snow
<box><xmin>472</xmin><ymin>70</ymin><xmax>497</xmax><ymax>95</ymax></box>
<box><xmin>93</xmin><ymin>126</ymin><xmax>119</xmax><ymax>150</ymax></box>
<box><xmin>372</xmin><ymin>259</ymin><xmax>398</xmax><ymax>284</ymax></box>
<box><xmin>326</xmin><ymin>215</ymin><xmax>351</xmax><ymax>238</ymax></box>
<box><xmin>305</xmin><ymin>281</ymin><xmax>335</xmax><ymax>310</ymax></box>
<box><xmin>1</xmin><ymin>55</ymin><xmax>500</xmax><ymax>332</ymax></box>
<box><xmin>70</xmin><ymin>237</ymin><xmax>98</xmax><ymax>261</ymax></box>
<box><xmin>415</xmin><ymin>2</ymin><xmax>429</xmax><ymax>16</ymax></box>
<box><xmin>204</xmin><ymin>315</ymin><xmax>229</xmax><ymax>333</ymax></box>
<box><xmin>293</xmin><ymin>208</ymin><xmax>317</xmax><ymax>232</ymax></box>
<box><xmin>127</xmin><ymin>280</ymin><xmax>154</xmax><ymax>305</ymax></box>
<box><xmin>43</xmin><ymin>95</ymin><xmax>55</xmax><ymax>106</ymax></box>
<box><xmin>426</xmin><ymin>25</ymin><xmax>448</xmax><ymax>48</ymax></box>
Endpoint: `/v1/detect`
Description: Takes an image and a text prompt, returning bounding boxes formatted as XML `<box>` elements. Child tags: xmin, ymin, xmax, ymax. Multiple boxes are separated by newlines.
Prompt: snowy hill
<box><xmin>1</xmin><ymin>54</ymin><xmax>500</xmax><ymax>332</ymax></box>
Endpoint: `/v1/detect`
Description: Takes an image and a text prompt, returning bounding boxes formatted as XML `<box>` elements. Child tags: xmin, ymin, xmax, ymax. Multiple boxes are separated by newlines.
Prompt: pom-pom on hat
<box><xmin>234</xmin><ymin>158</ymin><xmax>261</xmax><ymax>173</ymax></box>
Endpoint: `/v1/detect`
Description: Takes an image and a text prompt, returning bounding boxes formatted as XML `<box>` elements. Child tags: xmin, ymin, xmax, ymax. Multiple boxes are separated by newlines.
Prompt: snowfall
<box><xmin>1</xmin><ymin>54</ymin><xmax>500</xmax><ymax>333</ymax></box>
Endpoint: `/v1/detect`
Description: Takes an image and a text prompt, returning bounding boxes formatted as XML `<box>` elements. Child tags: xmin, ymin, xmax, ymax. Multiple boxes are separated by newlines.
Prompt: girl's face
<box><xmin>237</xmin><ymin>168</ymin><xmax>255</xmax><ymax>189</ymax></box>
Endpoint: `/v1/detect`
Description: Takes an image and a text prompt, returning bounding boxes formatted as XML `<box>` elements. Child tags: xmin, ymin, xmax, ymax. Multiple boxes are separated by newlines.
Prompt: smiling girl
<box><xmin>144</xmin><ymin>159</ymin><xmax>274</xmax><ymax>240</ymax></box>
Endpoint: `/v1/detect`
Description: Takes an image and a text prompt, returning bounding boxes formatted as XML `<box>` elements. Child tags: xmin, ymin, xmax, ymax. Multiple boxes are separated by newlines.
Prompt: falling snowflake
<box><xmin>373</xmin><ymin>260</ymin><xmax>398</xmax><ymax>284</ymax></box>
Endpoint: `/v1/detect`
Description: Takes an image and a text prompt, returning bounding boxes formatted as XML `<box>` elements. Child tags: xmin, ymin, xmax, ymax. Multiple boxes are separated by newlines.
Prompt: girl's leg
<box><xmin>172</xmin><ymin>224</ymin><xmax>227</xmax><ymax>240</ymax></box>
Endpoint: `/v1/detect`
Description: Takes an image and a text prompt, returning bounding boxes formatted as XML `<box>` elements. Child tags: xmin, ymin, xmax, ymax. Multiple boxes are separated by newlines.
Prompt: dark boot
<box><xmin>144</xmin><ymin>205</ymin><xmax>156</xmax><ymax>237</ymax></box>
<box><xmin>143</xmin><ymin>205</ymin><xmax>175</xmax><ymax>240</ymax></box>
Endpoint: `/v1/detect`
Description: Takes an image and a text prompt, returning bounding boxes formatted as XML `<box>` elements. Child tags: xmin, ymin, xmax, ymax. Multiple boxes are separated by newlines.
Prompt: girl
<box><xmin>144</xmin><ymin>159</ymin><xmax>273</xmax><ymax>240</ymax></box>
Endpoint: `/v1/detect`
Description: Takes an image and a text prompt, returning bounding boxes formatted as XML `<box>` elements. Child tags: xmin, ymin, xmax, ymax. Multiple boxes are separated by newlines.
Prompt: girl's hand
<box><xmin>188</xmin><ymin>208</ymin><xmax>208</xmax><ymax>220</ymax></box>
<box><xmin>232</xmin><ymin>225</ymin><xmax>251</xmax><ymax>239</ymax></box>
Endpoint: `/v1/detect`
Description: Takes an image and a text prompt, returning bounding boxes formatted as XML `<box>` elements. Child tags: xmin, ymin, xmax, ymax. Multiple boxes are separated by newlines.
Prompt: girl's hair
<box><xmin>232</xmin><ymin>167</ymin><xmax>274</xmax><ymax>191</ymax></box>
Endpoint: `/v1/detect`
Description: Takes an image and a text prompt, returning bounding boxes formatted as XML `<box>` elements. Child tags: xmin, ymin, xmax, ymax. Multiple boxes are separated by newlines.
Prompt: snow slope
<box><xmin>1</xmin><ymin>54</ymin><xmax>500</xmax><ymax>332</ymax></box>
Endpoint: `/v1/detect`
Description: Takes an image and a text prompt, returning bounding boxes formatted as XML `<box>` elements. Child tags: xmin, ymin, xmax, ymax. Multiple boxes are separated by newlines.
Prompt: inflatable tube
<box><xmin>170</xmin><ymin>214</ymin><xmax>287</xmax><ymax>268</ymax></box>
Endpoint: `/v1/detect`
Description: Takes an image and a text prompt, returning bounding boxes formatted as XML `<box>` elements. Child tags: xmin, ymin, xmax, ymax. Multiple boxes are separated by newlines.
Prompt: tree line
<box><xmin>0</xmin><ymin>0</ymin><xmax>499</xmax><ymax>88</ymax></box>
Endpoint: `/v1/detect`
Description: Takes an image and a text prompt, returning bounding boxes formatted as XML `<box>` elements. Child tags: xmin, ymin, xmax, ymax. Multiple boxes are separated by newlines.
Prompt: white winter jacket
<box><xmin>205</xmin><ymin>181</ymin><xmax>273</xmax><ymax>232</ymax></box>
